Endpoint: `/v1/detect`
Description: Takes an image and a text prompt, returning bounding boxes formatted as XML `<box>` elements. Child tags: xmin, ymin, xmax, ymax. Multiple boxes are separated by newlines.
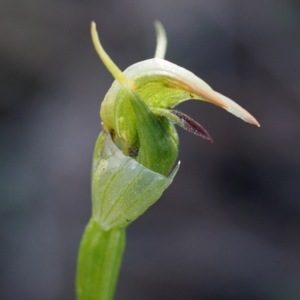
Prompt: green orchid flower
<box><xmin>76</xmin><ymin>21</ymin><xmax>259</xmax><ymax>300</ymax></box>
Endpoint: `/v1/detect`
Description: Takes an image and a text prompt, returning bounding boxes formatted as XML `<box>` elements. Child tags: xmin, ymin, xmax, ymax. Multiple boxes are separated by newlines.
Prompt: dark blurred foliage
<box><xmin>1</xmin><ymin>1</ymin><xmax>300</xmax><ymax>299</ymax></box>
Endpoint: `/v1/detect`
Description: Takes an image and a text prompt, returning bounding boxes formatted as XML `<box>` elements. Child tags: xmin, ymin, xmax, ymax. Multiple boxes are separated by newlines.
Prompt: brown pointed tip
<box><xmin>242</xmin><ymin>110</ymin><xmax>260</xmax><ymax>127</ymax></box>
<box><xmin>243</xmin><ymin>114</ymin><xmax>260</xmax><ymax>127</ymax></box>
<box><xmin>254</xmin><ymin>119</ymin><xmax>260</xmax><ymax>127</ymax></box>
<box><xmin>214</xmin><ymin>92</ymin><xmax>260</xmax><ymax>127</ymax></box>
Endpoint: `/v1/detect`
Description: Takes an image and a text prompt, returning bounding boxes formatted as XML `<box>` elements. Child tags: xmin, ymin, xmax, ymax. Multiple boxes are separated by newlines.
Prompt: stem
<box><xmin>76</xmin><ymin>219</ymin><xmax>126</xmax><ymax>300</ymax></box>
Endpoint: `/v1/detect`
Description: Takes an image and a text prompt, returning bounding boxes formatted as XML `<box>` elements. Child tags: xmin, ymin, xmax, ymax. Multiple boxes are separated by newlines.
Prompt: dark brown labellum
<box><xmin>170</xmin><ymin>110</ymin><xmax>213</xmax><ymax>142</ymax></box>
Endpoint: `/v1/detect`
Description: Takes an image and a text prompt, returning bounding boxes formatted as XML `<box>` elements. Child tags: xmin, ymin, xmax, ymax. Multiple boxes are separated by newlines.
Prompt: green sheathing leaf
<box><xmin>92</xmin><ymin>131</ymin><xmax>179</xmax><ymax>230</ymax></box>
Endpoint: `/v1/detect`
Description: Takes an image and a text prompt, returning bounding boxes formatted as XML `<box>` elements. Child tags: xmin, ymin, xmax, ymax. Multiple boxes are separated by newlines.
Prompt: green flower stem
<box><xmin>76</xmin><ymin>219</ymin><xmax>125</xmax><ymax>300</ymax></box>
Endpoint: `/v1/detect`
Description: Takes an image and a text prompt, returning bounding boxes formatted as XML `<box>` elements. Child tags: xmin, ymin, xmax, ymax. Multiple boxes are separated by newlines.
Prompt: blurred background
<box><xmin>1</xmin><ymin>0</ymin><xmax>300</xmax><ymax>299</ymax></box>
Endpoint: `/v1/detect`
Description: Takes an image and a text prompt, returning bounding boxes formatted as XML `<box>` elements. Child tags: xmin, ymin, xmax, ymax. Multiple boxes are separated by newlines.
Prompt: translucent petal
<box><xmin>91</xmin><ymin>131</ymin><xmax>179</xmax><ymax>230</ymax></box>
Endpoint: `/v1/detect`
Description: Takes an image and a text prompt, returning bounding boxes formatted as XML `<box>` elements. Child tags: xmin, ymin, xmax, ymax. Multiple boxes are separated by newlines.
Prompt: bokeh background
<box><xmin>1</xmin><ymin>1</ymin><xmax>300</xmax><ymax>299</ymax></box>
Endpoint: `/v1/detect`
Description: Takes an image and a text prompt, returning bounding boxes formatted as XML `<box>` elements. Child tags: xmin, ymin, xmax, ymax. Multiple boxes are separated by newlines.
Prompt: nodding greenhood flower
<box><xmin>88</xmin><ymin>21</ymin><xmax>260</xmax><ymax>231</ymax></box>
<box><xmin>91</xmin><ymin>21</ymin><xmax>259</xmax><ymax>179</ymax></box>
<box><xmin>76</xmin><ymin>22</ymin><xmax>260</xmax><ymax>300</ymax></box>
